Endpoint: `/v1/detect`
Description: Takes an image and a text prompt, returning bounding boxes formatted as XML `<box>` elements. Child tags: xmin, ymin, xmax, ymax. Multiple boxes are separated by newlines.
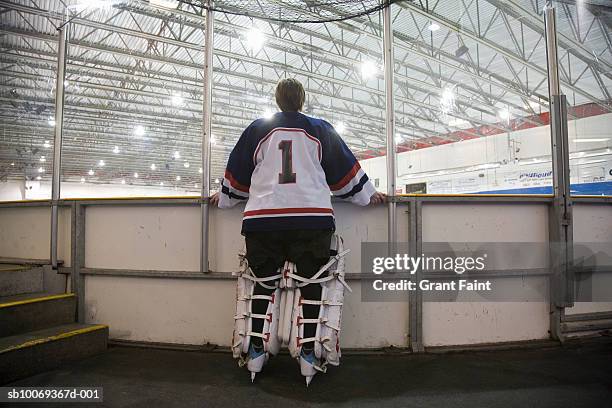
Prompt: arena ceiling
<box><xmin>1</xmin><ymin>0</ymin><xmax>611</xmax><ymax>192</ymax></box>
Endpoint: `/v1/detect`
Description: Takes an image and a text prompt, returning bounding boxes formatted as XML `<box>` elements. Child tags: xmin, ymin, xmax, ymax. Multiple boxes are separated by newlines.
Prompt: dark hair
<box><xmin>275</xmin><ymin>78</ymin><xmax>305</xmax><ymax>112</ymax></box>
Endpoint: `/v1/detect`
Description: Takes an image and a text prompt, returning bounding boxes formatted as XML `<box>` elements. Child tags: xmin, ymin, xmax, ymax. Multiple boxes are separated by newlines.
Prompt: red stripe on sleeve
<box><xmin>225</xmin><ymin>170</ymin><xmax>250</xmax><ymax>193</ymax></box>
<box><xmin>329</xmin><ymin>162</ymin><xmax>361</xmax><ymax>191</ymax></box>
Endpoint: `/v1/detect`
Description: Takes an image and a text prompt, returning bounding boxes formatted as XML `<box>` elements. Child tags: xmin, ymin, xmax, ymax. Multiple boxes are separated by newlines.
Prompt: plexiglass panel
<box><xmin>0</xmin><ymin>0</ymin><xmax>62</xmax><ymax>201</ymax></box>
<box><xmin>210</xmin><ymin>9</ymin><xmax>386</xmax><ymax>193</ymax></box>
<box><xmin>388</xmin><ymin>0</ymin><xmax>553</xmax><ymax>195</ymax></box>
<box><xmin>60</xmin><ymin>1</ymin><xmax>203</xmax><ymax>198</ymax></box>
<box><xmin>553</xmin><ymin>0</ymin><xmax>612</xmax><ymax>196</ymax></box>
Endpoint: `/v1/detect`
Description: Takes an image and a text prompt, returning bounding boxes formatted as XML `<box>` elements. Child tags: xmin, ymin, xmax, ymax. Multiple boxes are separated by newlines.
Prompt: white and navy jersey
<box><xmin>219</xmin><ymin>111</ymin><xmax>376</xmax><ymax>233</ymax></box>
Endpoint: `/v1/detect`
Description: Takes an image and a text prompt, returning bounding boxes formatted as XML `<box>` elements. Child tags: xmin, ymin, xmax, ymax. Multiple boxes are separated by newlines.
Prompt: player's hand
<box><xmin>209</xmin><ymin>192</ymin><xmax>219</xmax><ymax>207</ymax></box>
<box><xmin>369</xmin><ymin>191</ymin><xmax>386</xmax><ymax>205</ymax></box>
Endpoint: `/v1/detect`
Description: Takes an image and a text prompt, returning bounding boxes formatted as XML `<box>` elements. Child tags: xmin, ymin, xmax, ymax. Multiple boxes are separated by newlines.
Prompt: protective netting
<box><xmin>182</xmin><ymin>0</ymin><xmax>398</xmax><ymax>23</ymax></box>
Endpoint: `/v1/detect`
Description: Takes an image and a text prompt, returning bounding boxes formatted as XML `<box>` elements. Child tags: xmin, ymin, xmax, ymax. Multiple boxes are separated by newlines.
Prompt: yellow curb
<box><xmin>0</xmin><ymin>325</ymin><xmax>108</xmax><ymax>354</ymax></box>
<box><xmin>0</xmin><ymin>293</ymin><xmax>75</xmax><ymax>309</ymax></box>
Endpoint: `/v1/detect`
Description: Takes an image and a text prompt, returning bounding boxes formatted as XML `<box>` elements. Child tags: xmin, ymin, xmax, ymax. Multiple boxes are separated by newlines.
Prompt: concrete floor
<box><xmin>7</xmin><ymin>338</ymin><xmax>612</xmax><ymax>408</ymax></box>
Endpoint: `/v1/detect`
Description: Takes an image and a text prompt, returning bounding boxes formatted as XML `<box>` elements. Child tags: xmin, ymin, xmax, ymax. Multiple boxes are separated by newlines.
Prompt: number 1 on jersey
<box><xmin>278</xmin><ymin>140</ymin><xmax>296</xmax><ymax>184</ymax></box>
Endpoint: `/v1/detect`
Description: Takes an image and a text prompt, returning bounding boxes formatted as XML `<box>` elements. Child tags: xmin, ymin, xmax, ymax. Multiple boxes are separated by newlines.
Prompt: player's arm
<box><xmin>215</xmin><ymin>127</ymin><xmax>255</xmax><ymax>208</ymax></box>
<box><xmin>321</xmin><ymin>123</ymin><xmax>383</xmax><ymax>206</ymax></box>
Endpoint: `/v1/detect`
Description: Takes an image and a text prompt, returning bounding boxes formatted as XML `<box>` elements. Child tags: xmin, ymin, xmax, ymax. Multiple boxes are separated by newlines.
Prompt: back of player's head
<box><xmin>275</xmin><ymin>78</ymin><xmax>305</xmax><ymax>112</ymax></box>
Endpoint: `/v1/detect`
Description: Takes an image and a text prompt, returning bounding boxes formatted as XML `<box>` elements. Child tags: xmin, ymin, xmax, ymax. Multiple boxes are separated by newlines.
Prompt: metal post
<box><xmin>544</xmin><ymin>3</ymin><xmax>573</xmax><ymax>341</ymax></box>
<box><xmin>382</xmin><ymin>0</ymin><xmax>397</xmax><ymax>255</ymax></box>
<box><xmin>51</xmin><ymin>24</ymin><xmax>68</xmax><ymax>269</ymax></box>
<box><xmin>200</xmin><ymin>0</ymin><xmax>214</xmax><ymax>273</ymax></box>
<box><xmin>408</xmin><ymin>199</ymin><xmax>424</xmax><ymax>352</ymax></box>
<box><xmin>71</xmin><ymin>202</ymin><xmax>86</xmax><ymax>322</ymax></box>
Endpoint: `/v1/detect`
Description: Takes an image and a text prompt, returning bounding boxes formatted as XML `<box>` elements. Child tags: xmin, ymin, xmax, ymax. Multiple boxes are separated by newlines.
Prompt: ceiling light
<box><xmin>10</xmin><ymin>162</ymin><xmax>14</xmax><ymax>166</ymax></box>
<box><xmin>471</xmin><ymin>162</ymin><xmax>501</xmax><ymax>170</ymax></box>
<box><xmin>64</xmin><ymin>80</ymin><xmax>69</xmax><ymax>86</ymax></box>
<box><xmin>38</xmin><ymin>167</ymin><xmax>45</xmax><ymax>173</ymax></box>
<box><xmin>574</xmin><ymin>138</ymin><xmax>609</xmax><ymax>143</ymax></box>
<box><xmin>160</xmin><ymin>182</ymin><xmax>164</xmax><ymax>186</ymax></box>
<box><xmin>150</xmin><ymin>0</ymin><xmax>179</xmax><ymax>8</ymax></box>
<box><xmin>449</xmin><ymin>118</ymin><xmax>470</xmax><ymax>128</ymax></box>
<box><xmin>441</xmin><ymin>88</ymin><xmax>455</xmax><ymax>105</ymax></box>
<box><xmin>80</xmin><ymin>178</ymin><xmax>85</xmax><ymax>183</ymax></box>
<box><xmin>176</xmin><ymin>176</ymin><xmax>181</xmax><ymax>181</ymax></box>
<box><xmin>518</xmin><ymin>158</ymin><xmax>546</xmax><ymax>166</ymax></box>
<box><xmin>199</xmin><ymin>167</ymin><xmax>203</xmax><ymax>174</ymax></box>
<box><xmin>36</xmin><ymin>176</ymin><xmax>42</xmax><ymax>180</ymax></box>
<box><xmin>98</xmin><ymin>160</ymin><xmax>105</xmax><ymax>166</ymax></box>
<box><xmin>247</xmin><ymin>27</ymin><xmax>266</xmax><ymax>51</ymax></box>
<box><xmin>210</xmin><ymin>135</ymin><xmax>217</xmax><ymax>145</ymax></box>
<box><xmin>39</xmin><ymin>156</ymin><xmax>46</xmax><ymax>162</ymax></box>
<box><xmin>88</xmin><ymin>169</ymin><xmax>94</xmax><ymax>175</ymax></box>
<box><xmin>151</xmin><ymin>163</ymin><xmax>157</xmax><ymax>170</ymax></box>
<box><xmin>428</xmin><ymin>22</ymin><xmax>440</xmax><ymax>31</ymax></box>
<box><xmin>263</xmin><ymin>109</ymin><xmax>274</xmax><ymax>119</ymax></box>
<box><xmin>395</xmin><ymin>134</ymin><xmax>403</xmax><ymax>143</ymax></box>
<box><xmin>360</xmin><ymin>60</ymin><xmax>378</xmax><ymax>79</ymax></box>
<box><xmin>134</xmin><ymin>172</ymin><xmax>139</xmax><ymax>178</ymax></box>
<box><xmin>134</xmin><ymin>125</ymin><xmax>145</xmax><ymax>137</ymax></box>
<box><xmin>48</xmin><ymin>118</ymin><xmax>56</xmax><ymax>127</ymax></box>
<box><xmin>215</xmin><ymin>178</ymin><xmax>220</xmax><ymax>183</ymax></box>
<box><xmin>498</xmin><ymin>108</ymin><xmax>511</xmax><ymax>120</ymax></box>
<box><xmin>335</xmin><ymin>121</ymin><xmax>346</xmax><ymax>134</ymax></box>
<box><xmin>68</xmin><ymin>0</ymin><xmax>119</xmax><ymax>12</ymax></box>
<box><xmin>173</xmin><ymin>151</ymin><xmax>181</xmax><ymax>159</ymax></box>
<box><xmin>577</xmin><ymin>159</ymin><xmax>606</xmax><ymax>165</ymax></box>
<box><xmin>171</xmin><ymin>94</ymin><xmax>184</xmax><ymax>106</ymax></box>
<box><xmin>184</xmin><ymin>162</ymin><xmax>190</xmax><ymax>168</ymax></box>
<box><xmin>121</xmin><ymin>179</ymin><xmax>126</xmax><ymax>184</ymax></box>
<box><xmin>113</xmin><ymin>146</ymin><xmax>120</xmax><ymax>154</ymax></box>
<box><xmin>44</xmin><ymin>140</ymin><xmax>51</xmax><ymax>148</ymax></box>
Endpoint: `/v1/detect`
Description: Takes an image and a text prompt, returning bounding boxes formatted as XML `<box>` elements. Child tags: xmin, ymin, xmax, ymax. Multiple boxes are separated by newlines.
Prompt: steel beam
<box><xmin>70</xmin><ymin>202</ymin><xmax>85</xmax><ymax>323</ymax></box>
<box><xmin>50</xmin><ymin>23</ymin><xmax>68</xmax><ymax>270</ymax></box>
<box><xmin>383</xmin><ymin>0</ymin><xmax>397</xmax><ymax>256</ymax></box>
<box><xmin>544</xmin><ymin>5</ymin><xmax>574</xmax><ymax>343</ymax></box>
<box><xmin>408</xmin><ymin>199</ymin><xmax>424</xmax><ymax>352</ymax></box>
<box><xmin>200</xmin><ymin>0</ymin><xmax>214</xmax><ymax>273</ymax></box>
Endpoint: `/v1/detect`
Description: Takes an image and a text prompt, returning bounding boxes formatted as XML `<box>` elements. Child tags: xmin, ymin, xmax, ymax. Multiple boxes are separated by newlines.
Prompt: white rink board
<box><xmin>85</xmin><ymin>206</ymin><xmax>201</xmax><ymax>271</ymax></box>
<box><xmin>84</xmin><ymin>275</ymin><xmax>410</xmax><ymax>348</ymax></box>
<box><xmin>81</xmin><ymin>202</ymin><xmax>410</xmax><ymax>348</ymax></box>
<box><xmin>2</xmin><ymin>200</ymin><xmax>609</xmax><ymax>347</ymax></box>
<box><xmin>421</xmin><ymin>203</ymin><xmax>550</xmax><ymax>346</ymax></box>
<box><xmin>566</xmin><ymin>203</ymin><xmax>612</xmax><ymax>315</ymax></box>
<box><xmin>0</xmin><ymin>206</ymin><xmax>71</xmax><ymax>266</ymax></box>
<box><xmin>84</xmin><ymin>202</ymin><xmax>406</xmax><ymax>273</ymax></box>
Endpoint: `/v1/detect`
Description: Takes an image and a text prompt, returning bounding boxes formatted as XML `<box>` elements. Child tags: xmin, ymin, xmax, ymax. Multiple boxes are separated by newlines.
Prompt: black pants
<box><xmin>245</xmin><ymin>229</ymin><xmax>333</xmax><ymax>350</ymax></box>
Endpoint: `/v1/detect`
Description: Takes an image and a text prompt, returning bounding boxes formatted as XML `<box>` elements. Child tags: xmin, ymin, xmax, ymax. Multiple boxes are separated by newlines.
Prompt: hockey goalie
<box><xmin>210</xmin><ymin>78</ymin><xmax>385</xmax><ymax>385</ymax></box>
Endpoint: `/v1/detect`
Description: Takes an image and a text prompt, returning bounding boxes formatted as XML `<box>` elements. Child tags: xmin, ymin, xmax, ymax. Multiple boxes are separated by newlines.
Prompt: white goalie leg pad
<box><xmin>315</xmin><ymin>271</ymin><xmax>345</xmax><ymax>366</ymax></box>
<box><xmin>232</xmin><ymin>269</ymin><xmax>252</xmax><ymax>359</ymax></box>
<box><xmin>247</xmin><ymin>287</ymin><xmax>281</xmax><ymax>356</ymax></box>
<box><xmin>232</xmin><ymin>255</ymin><xmax>282</xmax><ymax>363</ymax></box>
<box><xmin>317</xmin><ymin>234</ymin><xmax>349</xmax><ymax>366</ymax></box>
<box><xmin>287</xmin><ymin>235</ymin><xmax>351</xmax><ymax>374</ymax></box>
